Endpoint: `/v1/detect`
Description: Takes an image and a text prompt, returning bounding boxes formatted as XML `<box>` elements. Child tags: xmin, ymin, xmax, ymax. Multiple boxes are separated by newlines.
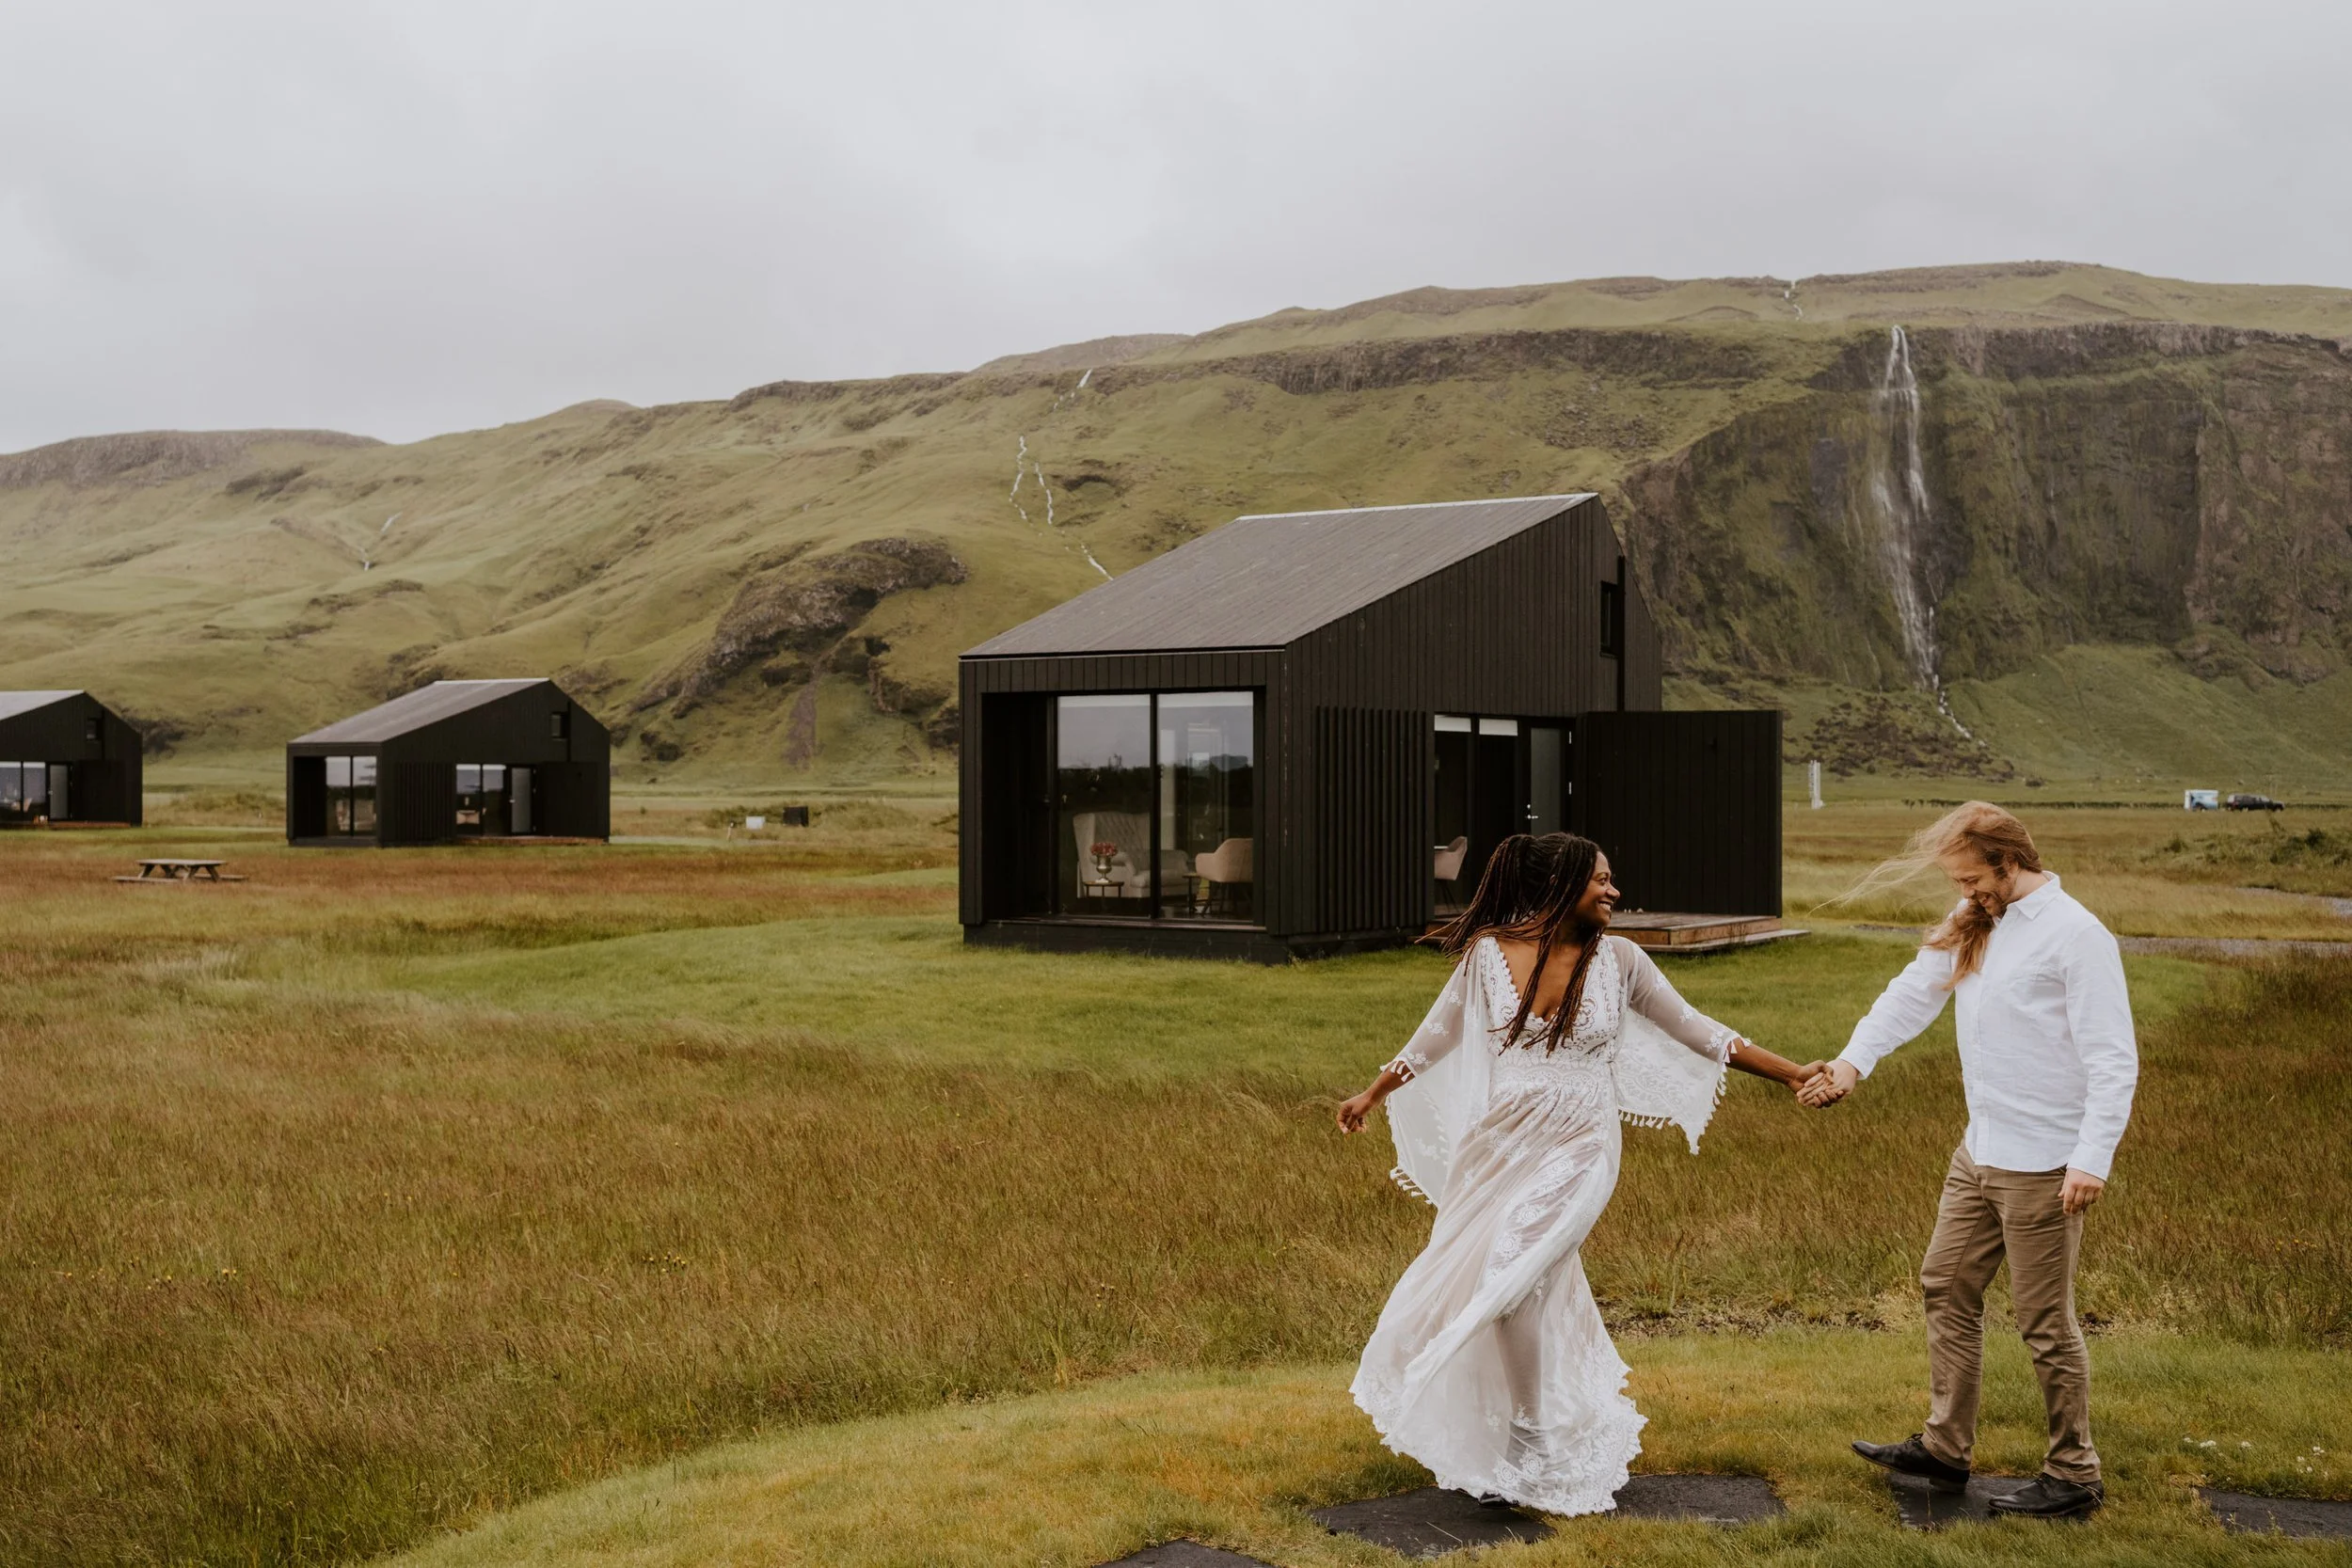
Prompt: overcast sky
<box><xmin>4</xmin><ymin>0</ymin><xmax>2348</xmax><ymax>452</ymax></box>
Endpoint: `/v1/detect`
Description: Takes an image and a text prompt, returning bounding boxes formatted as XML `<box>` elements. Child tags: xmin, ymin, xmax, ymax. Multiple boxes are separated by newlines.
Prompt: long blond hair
<box><xmin>1836</xmin><ymin>802</ymin><xmax>2043</xmax><ymax>986</ymax></box>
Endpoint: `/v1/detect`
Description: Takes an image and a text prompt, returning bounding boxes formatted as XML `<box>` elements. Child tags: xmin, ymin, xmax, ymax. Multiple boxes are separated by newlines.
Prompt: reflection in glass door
<box><xmin>1434</xmin><ymin>716</ymin><xmax>1472</xmax><ymax>911</ymax></box>
<box><xmin>326</xmin><ymin>755</ymin><xmax>377</xmax><ymax>835</ymax></box>
<box><xmin>1056</xmin><ymin>695</ymin><xmax>1152</xmax><ymax>914</ymax></box>
<box><xmin>455</xmin><ymin>765</ymin><xmax>510</xmax><ymax>835</ymax></box>
<box><xmin>1157</xmin><ymin>691</ymin><xmax>1254</xmax><ymax>922</ymax></box>
<box><xmin>1527</xmin><ymin>724</ymin><xmax>1565</xmax><ymax>835</ymax></box>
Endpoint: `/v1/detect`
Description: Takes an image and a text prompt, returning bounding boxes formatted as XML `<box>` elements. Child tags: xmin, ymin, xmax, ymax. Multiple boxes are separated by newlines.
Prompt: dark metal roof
<box><xmin>965</xmin><ymin>494</ymin><xmax>1597</xmax><ymax>657</ymax></box>
<box><xmin>0</xmin><ymin>690</ymin><xmax>84</xmax><ymax>723</ymax></box>
<box><xmin>292</xmin><ymin>679</ymin><xmax>551</xmax><ymax>746</ymax></box>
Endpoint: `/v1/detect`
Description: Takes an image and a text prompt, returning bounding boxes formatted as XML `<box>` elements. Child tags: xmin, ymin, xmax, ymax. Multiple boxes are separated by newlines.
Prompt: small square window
<box><xmin>549</xmin><ymin>710</ymin><xmax>570</xmax><ymax>740</ymax></box>
<box><xmin>85</xmin><ymin>716</ymin><xmax>101</xmax><ymax>742</ymax></box>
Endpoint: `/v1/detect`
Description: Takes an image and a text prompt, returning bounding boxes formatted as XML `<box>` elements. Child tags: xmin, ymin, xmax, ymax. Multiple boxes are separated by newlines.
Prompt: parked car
<box><xmin>2225</xmin><ymin>792</ymin><xmax>2286</xmax><ymax>812</ymax></box>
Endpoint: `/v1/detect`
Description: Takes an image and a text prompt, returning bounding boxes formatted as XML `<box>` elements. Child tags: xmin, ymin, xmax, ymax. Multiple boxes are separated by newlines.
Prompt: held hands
<box><xmin>1796</xmin><ymin>1059</ymin><xmax>1858</xmax><ymax>1108</ymax></box>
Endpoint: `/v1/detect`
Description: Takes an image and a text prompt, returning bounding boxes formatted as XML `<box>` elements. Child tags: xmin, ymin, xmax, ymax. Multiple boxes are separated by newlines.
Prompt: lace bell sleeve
<box><xmin>1615</xmin><ymin>937</ymin><xmax>1740</xmax><ymax>1064</ymax></box>
<box><xmin>1382</xmin><ymin>955</ymin><xmax>1475</xmax><ymax>1082</ymax></box>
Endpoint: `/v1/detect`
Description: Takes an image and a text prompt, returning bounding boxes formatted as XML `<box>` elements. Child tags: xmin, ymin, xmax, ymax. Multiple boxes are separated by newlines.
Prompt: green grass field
<box><xmin>1</xmin><ymin>801</ymin><xmax>2347</xmax><ymax>1566</ymax></box>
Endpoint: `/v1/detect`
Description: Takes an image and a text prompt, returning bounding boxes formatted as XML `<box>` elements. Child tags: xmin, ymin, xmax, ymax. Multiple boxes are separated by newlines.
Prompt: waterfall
<box><xmin>1867</xmin><ymin>325</ymin><xmax>1971</xmax><ymax>736</ymax></box>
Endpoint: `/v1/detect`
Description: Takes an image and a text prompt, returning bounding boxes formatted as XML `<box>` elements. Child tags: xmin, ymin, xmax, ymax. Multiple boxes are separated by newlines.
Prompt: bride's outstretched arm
<box><xmin>1337</xmin><ymin>948</ymin><xmax>1477</xmax><ymax>1132</ymax></box>
<box><xmin>1618</xmin><ymin>937</ymin><xmax>1821</xmax><ymax>1095</ymax></box>
<box><xmin>1724</xmin><ymin>1037</ymin><xmax>1822</xmax><ymax>1091</ymax></box>
<box><xmin>1337</xmin><ymin>1066</ymin><xmax>1411</xmax><ymax>1133</ymax></box>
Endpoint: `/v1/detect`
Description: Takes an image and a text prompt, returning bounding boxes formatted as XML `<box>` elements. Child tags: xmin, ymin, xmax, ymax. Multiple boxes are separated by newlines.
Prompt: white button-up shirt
<box><xmin>1836</xmin><ymin>875</ymin><xmax>2138</xmax><ymax>1180</ymax></box>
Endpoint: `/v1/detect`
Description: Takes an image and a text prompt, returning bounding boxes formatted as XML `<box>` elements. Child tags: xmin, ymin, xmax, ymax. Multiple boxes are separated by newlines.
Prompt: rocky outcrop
<box><xmin>644</xmin><ymin>536</ymin><xmax>966</xmax><ymax>713</ymax></box>
<box><xmin>1617</xmin><ymin>325</ymin><xmax>2352</xmax><ymax>689</ymax></box>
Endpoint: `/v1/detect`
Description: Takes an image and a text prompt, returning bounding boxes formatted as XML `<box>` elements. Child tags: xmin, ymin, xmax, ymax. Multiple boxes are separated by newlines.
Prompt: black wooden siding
<box><xmin>287</xmin><ymin>755</ymin><xmax>328</xmax><ymax>839</ymax></box>
<box><xmin>0</xmin><ymin>694</ymin><xmax>144</xmax><ymax>824</ymax></box>
<box><xmin>1313</xmin><ymin>707</ymin><xmax>1432</xmax><ymax>937</ymax></box>
<box><xmin>286</xmin><ymin>681</ymin><xmax>611</xmax><ymax>846</ymax></box>
<box><xmin>958</xmin><ymin>495</ymin><xmax>1761</xmax><ymax>957</ymax></box>
<box><xmin>535</xmin><ymin>763</ymin><xmax>612</xmax><ymax>840</ymax></box>
<box><xmin>1281</xmin><ymin>499</ymin><xmax>1653</xmax><ymax>937</ymax></box>
<box><xmin>1574</xmin><ymin>710</ymin><xmax>1782</xmax><ymax>916</ymax></box>
<box><xmin>378</xmin><ymin>761</ymin><xmax>454</xmax><ymax>847</ymax></box>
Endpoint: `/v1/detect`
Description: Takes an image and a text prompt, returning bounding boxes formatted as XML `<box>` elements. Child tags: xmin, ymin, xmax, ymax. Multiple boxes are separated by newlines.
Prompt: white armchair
<box><xmin>1434</xmin><ymin>834</ymin><xmax>1470</xmax><ymax>882</ymax></box>
<box><xmin>1195</xmin><ymin>837</ymin><xmax>1252</xmax><ymax>885</ymax></box>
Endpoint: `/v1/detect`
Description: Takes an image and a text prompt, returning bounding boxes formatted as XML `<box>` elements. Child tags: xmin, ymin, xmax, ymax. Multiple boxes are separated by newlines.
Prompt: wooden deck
<box><xmin>1611</xmin><ymin>912</ymin><xmax>1804</xmax><ymax>955</ymax></box>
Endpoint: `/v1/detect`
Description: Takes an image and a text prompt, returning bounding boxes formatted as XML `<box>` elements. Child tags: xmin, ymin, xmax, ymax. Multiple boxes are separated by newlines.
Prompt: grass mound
<box><xmin>386</xmin><ymin>1345</ymin><xmax>2351</xmax><ymax>1568</ymax></box>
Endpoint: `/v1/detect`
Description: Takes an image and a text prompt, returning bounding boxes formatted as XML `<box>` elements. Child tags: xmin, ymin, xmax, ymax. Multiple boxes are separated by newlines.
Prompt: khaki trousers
<box><xmin>1918</xmin><ymin>1145</ymin><xmax>2100</xmax><ymax>1483</ymax></box>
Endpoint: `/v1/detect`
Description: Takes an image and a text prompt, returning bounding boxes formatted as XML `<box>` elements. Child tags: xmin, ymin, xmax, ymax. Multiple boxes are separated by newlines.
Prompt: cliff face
<box><xmin>1617</xmin><ymin>325</ymin><xmax>2352</xmax><ymax>693</ymax></box>
<box><xmin>5</xmin><ymin>286</ymin><xmax>2349</xmax><ymax>786</ymax></box>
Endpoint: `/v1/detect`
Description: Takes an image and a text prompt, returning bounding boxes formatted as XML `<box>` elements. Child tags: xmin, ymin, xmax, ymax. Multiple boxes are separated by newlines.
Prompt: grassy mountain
<box><xmin>4</xmin><ymin>261</ymin><xmax>2349</xmax><ymax>794</ymax></box>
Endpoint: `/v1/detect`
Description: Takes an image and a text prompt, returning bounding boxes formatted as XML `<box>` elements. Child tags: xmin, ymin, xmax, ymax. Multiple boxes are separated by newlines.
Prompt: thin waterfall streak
<box><xmin>1006</xmin><ymin>433</ymin><xmax>1107</xmax><ymax>578</ymax></box>
<box><xmin>1867</xmin><ymin>325</ymin><xmax>1974</xmax><ymax>738</ymax></box>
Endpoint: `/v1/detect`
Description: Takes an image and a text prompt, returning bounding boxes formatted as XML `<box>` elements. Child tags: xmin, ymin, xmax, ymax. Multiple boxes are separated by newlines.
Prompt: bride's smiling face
<box><xmin>1575</xmin><ymin>853</ymin><xmax>1619</xmax><ymax>928</ymax></box>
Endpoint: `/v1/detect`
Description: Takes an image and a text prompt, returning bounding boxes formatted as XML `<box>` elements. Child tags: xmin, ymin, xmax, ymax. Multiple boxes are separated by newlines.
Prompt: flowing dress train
<box><xmin>1349</xmin><ymin>934</ymin><xmax>1739</xmax><ymax>1516</ymax></box>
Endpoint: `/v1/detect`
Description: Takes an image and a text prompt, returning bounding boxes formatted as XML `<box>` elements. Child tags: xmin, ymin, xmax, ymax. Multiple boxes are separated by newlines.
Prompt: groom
<box><xmin>1804</xmin><ymin>802</ymin><xmax>2137</xmax><ymax>1520</ymax></box>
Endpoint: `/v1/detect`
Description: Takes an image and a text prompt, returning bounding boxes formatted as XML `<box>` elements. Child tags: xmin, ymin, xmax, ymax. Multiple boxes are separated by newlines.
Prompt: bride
<box><xmin>1337</xmin><ymin>832</ymin><xmax>1820</xmax><ymax>1515</ymax></box>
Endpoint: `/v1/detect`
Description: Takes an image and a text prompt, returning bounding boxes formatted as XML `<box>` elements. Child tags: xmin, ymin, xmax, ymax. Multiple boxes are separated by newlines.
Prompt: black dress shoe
<box><xmin>1851</xmin><ymin>1433</ymin><xmax>1971</xmax><ymax>1492</ymax></box>
<box><xmin>1987</xmin><ymin>1474</ymin><xmax>2103</xmax><ymax>1518</ymax></box>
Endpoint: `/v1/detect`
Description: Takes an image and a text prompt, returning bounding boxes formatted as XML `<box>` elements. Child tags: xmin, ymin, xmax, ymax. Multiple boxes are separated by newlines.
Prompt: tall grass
<box><xmin>0</xmin><ymin>819</ymin><xmax>2344</xmax><ymax>1564</ymax></box>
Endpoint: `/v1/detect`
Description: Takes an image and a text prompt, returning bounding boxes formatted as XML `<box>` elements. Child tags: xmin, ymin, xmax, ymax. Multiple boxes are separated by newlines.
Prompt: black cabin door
<box><xmin>979</xmin><ymin>693</ymin><xmax>1054</xmax><ymax>919</ymax></box>
<box><xmin>1573</xmin><ymin>711</ymin><xmax>1781</xmax><ymax>916</ymax></box>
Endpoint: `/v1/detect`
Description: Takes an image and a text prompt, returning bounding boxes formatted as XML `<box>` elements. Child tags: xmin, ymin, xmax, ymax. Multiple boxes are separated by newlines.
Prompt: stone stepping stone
<box><xmin>1096</xmin><ymin>1543</ymin><xmax>1279</xmax><ymax>1567</ymax></box>
<box><xmin>1613</xmin><ymin>1473</ymin><xmax>1785</xmax><ymax>1525</ymax></box>
<box><xmin>1310</xmin><ymin>1488</ymin><xmax>1552</xmax><ymax>1557</ymax></box>
<box><xmin>1312</xmin><ymin>1476</ymin><xmax>1785</xmax><ymax>1556</ymax></box>
<box><xmin>2201</xmin><ymin>1488</ymin><xmax>2352</xmax><ymax>1540</ymax></box>
<box><xmin>1883</xmin><ymin>1472</ymin><xmax>2041</xmax><ymax>1529</ymax></box>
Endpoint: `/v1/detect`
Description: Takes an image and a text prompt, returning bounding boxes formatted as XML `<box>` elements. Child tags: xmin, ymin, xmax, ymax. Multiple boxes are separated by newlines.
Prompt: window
<box><xmin>1599</xmin><ymin>580</ymin><xmax>1624</xmax><ymax>657</ymax></box>
<box><xmin>84</xmin><ymin>716</ymin><xmax>101</xmax><ymax>743</ymax></box>
<box><xmin>0</xmin><ymin>762</ymin><xmax>50</xmax><ymax>819</ymax></box>
<box><xmin>549</xmin><ymin>709</ymin><xmax>570</xmax><ymax>740</ymax></box>
<box><xmin>1158</xmin><ymin>691</ymin><xmax>1255</xmax><ymax>923</ymax></box>
<box><xmin>1056</xmin><ymin>696</ymin><xmax>1151</xmax><ymax>914</ymax></box>
<box><xmin>325</xmin><ymin>755</ymin><xmax>377</xmax><ymax>835</ymax></box>
<box><xmin>1054</xmin><ymin>691</ymin><xmax>1257</xmax><ymax>923</ymax></box>
<box><xmin>455</xmin><ymin>764</ymin><xmax>510</xmax><ymax>834</ymax></box>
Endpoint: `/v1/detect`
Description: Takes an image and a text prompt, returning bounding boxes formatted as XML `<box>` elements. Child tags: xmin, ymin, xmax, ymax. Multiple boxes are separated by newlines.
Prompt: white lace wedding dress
<box><xmin>1350</xmin><ymin>934</ymin><xmax>1740</xmax><ymax>1516</ymax></box>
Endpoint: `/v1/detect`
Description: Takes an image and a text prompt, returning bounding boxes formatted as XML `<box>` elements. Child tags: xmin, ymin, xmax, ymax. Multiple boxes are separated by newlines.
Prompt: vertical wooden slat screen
<box><xmin>1574</xmin><ymin>710</ymin><xmax>1781</xmax><ymax>915</ymax></box>
<box><xmin>381</xmin><ymin>761</ymin><xmax>457</xmax><ymax>847</ymax></box>
<box><xmin>1314</xmin><ymin>707</ymin><xmax>1432</xmax><ymax>937</ymax></box>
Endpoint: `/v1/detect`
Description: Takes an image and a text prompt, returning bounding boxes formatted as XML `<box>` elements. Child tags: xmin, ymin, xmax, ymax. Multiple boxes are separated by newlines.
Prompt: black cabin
<box><xmin>286</xmin><ymin>679</ymin><xmax>610</xmax><ymax>847</ymax></box>
<box><xmin>959</xmin><ymin>495</ymin><xmax>1781</xmax><ymax>960</ymax></box>
<box><xmin>0</xmin><ymin>690</ymin><xmax>143</xmax><ymax>826</ymax></box>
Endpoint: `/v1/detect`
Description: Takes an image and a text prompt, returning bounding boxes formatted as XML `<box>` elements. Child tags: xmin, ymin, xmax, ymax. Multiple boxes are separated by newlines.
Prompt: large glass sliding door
<box><xmin>1159</xmin><ymin>691</ymin><xmax>1254</xmax><ymax>922</ymax></box>
<box><xmin>0</xmin><ymin>761</ymin><xmax>49</xmax><ymax>823</ymax></box>
<box><xmin>1054</xmin><ymin>690</ymin><xmax>1257</xmax><ymax>923</ymax></box>
<box><xmin>1056</xmin><ymin>696</ymin><xmax>1152</xmax><ymax>914</ymax></box>
<box><xmin>326</xmin><ymin>756</ymin><xmax>377</xmax><ymax>835</ymax></box>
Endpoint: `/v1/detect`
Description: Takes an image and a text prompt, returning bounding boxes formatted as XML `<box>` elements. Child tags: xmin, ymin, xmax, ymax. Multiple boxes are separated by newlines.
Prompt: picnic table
<box><xmin>117</xmin><ymin>859</ymin><xmax>244</xmax><ymax>883</ymax></box>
